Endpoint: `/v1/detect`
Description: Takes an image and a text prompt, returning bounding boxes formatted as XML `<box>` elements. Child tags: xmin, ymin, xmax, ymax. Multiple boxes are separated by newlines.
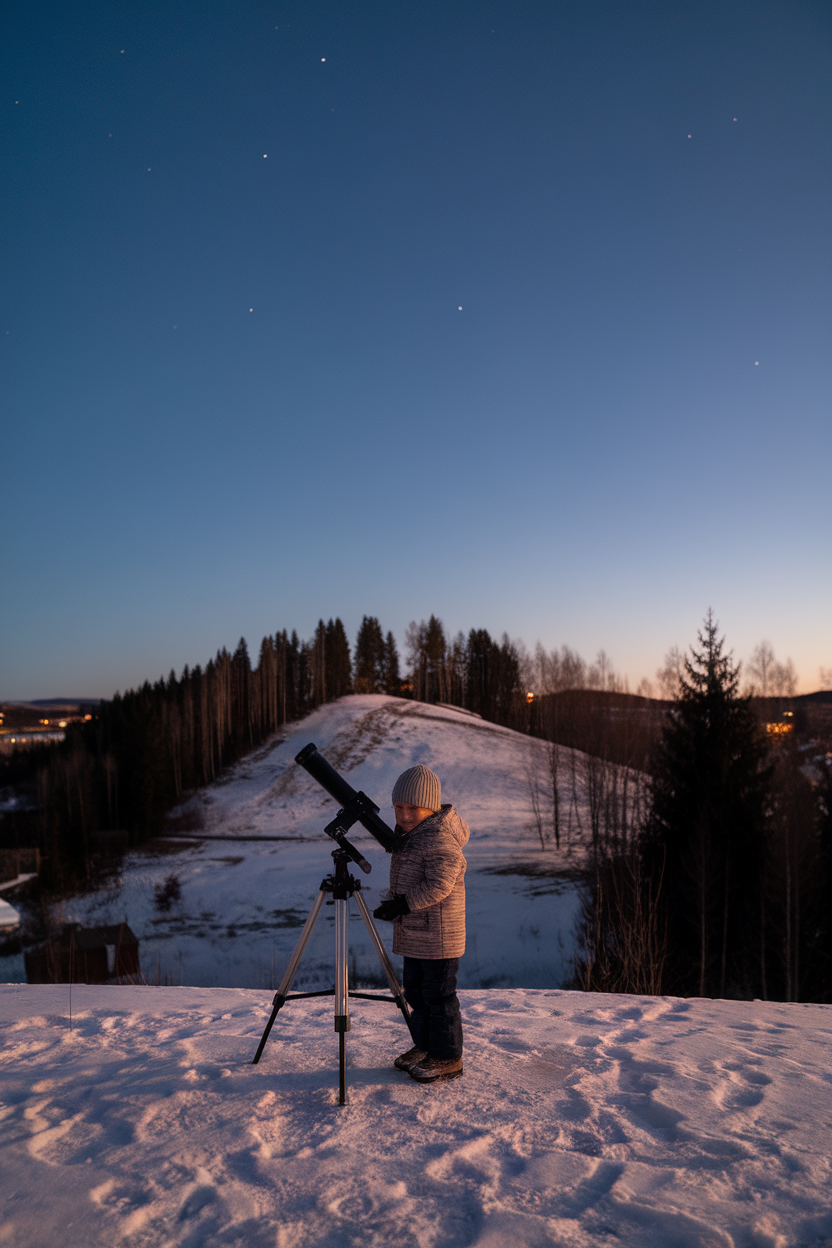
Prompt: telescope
<box><xmin>294</xmin><ymin>742</ymin><xmax>399</xmax><ymax>866</ymax></box>
<box><xmin>252</xmin><ymin>743</ymin><xmax>412</xmax><ymax>1104</ymax></box>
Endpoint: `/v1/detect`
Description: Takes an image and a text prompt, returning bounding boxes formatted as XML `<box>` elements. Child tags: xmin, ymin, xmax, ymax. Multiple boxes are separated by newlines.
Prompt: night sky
<box><xmin>2</xmin><ymin>0</ymin><xmax>830</xmax><ymax>700</ymax></box>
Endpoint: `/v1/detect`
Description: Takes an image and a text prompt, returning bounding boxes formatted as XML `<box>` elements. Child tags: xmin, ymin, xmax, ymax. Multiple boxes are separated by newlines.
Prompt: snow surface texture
<box><xmin>2</xmin><ymin>984</ymin><xmax>832</xmax><ymax>1247</ymax></box>
<box><xmin>2</xmin><ymin>697</ymin><xmax>587</xmax><ymax>989</ymax></box>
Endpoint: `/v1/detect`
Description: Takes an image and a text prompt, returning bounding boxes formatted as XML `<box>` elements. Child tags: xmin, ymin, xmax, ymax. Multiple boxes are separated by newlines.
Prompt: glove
<box><xmin>373</xmin><ymin>894</ymin><xmax>410</xmax><ymax>921</ymax></box>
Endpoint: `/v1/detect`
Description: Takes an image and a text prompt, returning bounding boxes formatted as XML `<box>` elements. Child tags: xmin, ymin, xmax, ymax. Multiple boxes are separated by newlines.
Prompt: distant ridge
<box><xmin>3</xmin><ymin>699</ymin><xmax>99</xmax><ymax>709</ymax></box>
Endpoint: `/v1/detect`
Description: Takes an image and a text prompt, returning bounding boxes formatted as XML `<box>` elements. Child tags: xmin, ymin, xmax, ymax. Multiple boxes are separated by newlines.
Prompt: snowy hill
<box><xmin>2</xmin><ymin>696</ymin><xmax>589</xmax><ymax>989</ymax></box>
<box><xmin>2</xmin><ymin>982</ymin><xmax>831</xmax><ymax>1247</ymax></box>
<box><xmin>185</xmin><ymin>694</ymin><xmax>582</xmax><ymax>859</ymax></box>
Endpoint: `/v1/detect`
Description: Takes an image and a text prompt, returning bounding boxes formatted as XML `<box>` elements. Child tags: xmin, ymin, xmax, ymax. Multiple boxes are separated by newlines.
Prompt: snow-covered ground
<box><xmin>2</xmin><ymin>983</ymin><xmax>831</xmax><ymax>1247</ymax></box>
<box><xmin>2</xmin><ymin>697</ymin><xmax>588</xmax><ymax>990</ymax></box>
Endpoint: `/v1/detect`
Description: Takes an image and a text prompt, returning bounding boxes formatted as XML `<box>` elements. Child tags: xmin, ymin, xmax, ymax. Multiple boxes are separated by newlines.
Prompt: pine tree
<box><xmin>232</xmin><ymin>638</ymin><xmax>252</xmax><ymax>746</ymax></box>
<box><xmin>644</xmin><ymin>611</ymin><xmax>771</xmax><ymax>997</ymax></box>
<box><xmin>405</xmin><ymin>620</ymin><xmax>428</xmax><ymax>700</ymax></box>
<box><xmin>405</xmin><ymin>617</ymin><xmax>448</xmax><ymax>702</ymax></box>
<box><xmin>311</xmin><ymin>620</ymin><xmax>327</xmax><ymax>706</ymax></box>
<box><xmin>464</xmin><ymin>629</ymin><xmax>520</xmax><ymax>724</ymax></box>
<box><xmin>382</xmin><ymin>630</ymin><xmax>401</xmax><ymax>695</ymax></box>
<box><xmin>466</xmin><ymin>628</ymin><xmax>496</xmax><ymax>717</ymax></box>
<box><xmin>424</xmin><ymin>616</ymin><xmax>447</xmax><ymax>702</ymax></box>
<box><xmin>258</xmin><ymin>636</ymin><xmax>277</xmax><ymax>734</ymax></box>
<box><xmin>495</xmin><ymin>634</ymin><xmax>521</xmax><ymax>724</ymax></box>
<box><xmin>325</xmin><ymin>619</ymin><xmax>353</xmax><ymax>699</ymax></box>
<box><xmin>354</xmin><ymin>616</ymin><xmax>385</xmax><ymax>692</ymax></box>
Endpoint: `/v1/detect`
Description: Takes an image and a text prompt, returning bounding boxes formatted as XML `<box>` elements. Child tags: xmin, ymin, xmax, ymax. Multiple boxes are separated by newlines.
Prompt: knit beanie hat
<box><xmin>392</xmin><ymin>765</ymin><xmax>441</xmax><ymax>812</ymax></box>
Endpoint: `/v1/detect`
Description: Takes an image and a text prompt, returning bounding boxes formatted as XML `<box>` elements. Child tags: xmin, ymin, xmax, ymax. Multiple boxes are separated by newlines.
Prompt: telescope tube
<box><xmin>294</xmin><ymin>743</ymin><xmax>398</xmax><ymax>852</ymax></box>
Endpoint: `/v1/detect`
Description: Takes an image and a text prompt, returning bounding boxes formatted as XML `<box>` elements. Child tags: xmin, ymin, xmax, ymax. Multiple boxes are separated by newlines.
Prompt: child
<box><xmin>373</xmin><ymin>764</ymin><xmax>470</xmax><ymax>1082</ymax></box>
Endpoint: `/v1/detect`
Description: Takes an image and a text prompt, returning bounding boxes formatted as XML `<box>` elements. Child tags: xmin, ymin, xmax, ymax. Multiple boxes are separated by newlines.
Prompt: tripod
<box><xmin>252</xmin><ymin>847</ymin><xmax>413</xmax><ymax>1105</ymax></box>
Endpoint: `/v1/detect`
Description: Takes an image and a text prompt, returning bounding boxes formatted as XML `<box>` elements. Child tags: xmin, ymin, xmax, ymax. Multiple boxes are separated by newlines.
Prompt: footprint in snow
<box><xmin>712</xmin><ymin>1062</ymin><xmax>772</xmax><ymax>1111</ymax></box>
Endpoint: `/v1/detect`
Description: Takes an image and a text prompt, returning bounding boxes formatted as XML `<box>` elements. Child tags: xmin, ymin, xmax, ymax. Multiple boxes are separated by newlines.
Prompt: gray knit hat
<box><xmin>392</xmin><ymin>765</ymin><xmax>441</xmax><ymax>812</ymax></box>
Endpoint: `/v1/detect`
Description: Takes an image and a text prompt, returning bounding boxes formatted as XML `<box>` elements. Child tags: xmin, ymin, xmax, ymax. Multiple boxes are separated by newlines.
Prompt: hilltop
<box><xmin>181</xmin><ymin>694</ymin><xmax>586</xmax><ymax>864</ymax></box>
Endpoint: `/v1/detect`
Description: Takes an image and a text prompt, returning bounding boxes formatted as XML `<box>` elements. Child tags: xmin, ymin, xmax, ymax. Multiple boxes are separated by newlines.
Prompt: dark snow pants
<box><xmin>403</xmin><ymin>956</ymin><xmax>463</xmax><ymax>1060</ymax></box>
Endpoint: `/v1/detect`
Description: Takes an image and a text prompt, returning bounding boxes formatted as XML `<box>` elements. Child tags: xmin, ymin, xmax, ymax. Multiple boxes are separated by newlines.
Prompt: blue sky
<box><xmin>2</xmin><ymin>0</ymin><xmax>830</xmax><ymax>699</ymax></box>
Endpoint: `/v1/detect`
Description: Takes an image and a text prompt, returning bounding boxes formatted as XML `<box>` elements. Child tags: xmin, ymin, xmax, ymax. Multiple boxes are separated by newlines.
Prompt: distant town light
<box><xmin>526</xmin><ymin>692</ymin><xmax>534</xmax><ymax>703</ymax></box>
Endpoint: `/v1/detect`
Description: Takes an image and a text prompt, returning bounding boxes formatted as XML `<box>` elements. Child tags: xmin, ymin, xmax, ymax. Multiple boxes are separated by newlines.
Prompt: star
<box><xmin>321</xmin><ymin>57</ymin><xmax>326</xmax><ymax>62</ymax></box>
<box><xmin>458</xmin><ymin>306</ymin><xmax>462</xmax><ymax>311</ymax></box>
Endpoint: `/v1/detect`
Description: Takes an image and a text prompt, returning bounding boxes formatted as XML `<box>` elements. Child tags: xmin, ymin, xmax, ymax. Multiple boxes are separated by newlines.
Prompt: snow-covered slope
<box><xmin>2</xmin><ymin>697</ymin><xmax>588</xmax><ymax>990</ymax></box>
<box><xmin>2</xmin><ymin>983</ymin><xmax>831</xmax><ymax>1247</ymax></box>
<box><xmin>187</xmin><ymin>694</ymin><xmax>585</xmax><ymax>863</ymax></box>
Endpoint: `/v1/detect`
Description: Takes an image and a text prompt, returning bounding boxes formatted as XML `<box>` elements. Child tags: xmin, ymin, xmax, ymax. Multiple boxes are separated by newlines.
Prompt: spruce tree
<box><xmin>645</xmin><ymin>612</ymin><xmax>771</xmax><ymax>998</ymax></box>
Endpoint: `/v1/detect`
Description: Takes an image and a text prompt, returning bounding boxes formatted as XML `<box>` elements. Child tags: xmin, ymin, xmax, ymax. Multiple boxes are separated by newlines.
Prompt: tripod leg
<box><xmin>334</xmin><ymin>896</ymin><xmax>350</xmax><ymax>1105</ymax></box>
<box><xmin>354</xmin><ymin>891</ymin><xmax>415</xmax><ymax>1041</ymax></box>
<box><xmin>339</xmin><ymin>1031</ymin><xmax>346</xmax><ymax>1106</ymax></box>
<box><xmin>252</xmin><ymin>889</ymin><xmax>327</xmax><ymax>1064</ymax></box>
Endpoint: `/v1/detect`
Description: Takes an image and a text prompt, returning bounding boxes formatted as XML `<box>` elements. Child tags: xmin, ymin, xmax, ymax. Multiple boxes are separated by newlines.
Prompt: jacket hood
<box><xmin>414</xmin><ymin>803</ymin><xmax>470</xmax><ymax>849</ymax></box>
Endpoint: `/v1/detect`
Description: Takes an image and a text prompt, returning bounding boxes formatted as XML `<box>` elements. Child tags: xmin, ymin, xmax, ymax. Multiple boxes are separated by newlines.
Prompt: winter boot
<box><xmin>394</xmin><ymin>1046</ymin><xmax>428</xmax><ymax>1072</ymax></box>
<box><xmin>408</xmin><ymin>1054</ymin><xmax>463</xmax><ymax>1083</ymax></box>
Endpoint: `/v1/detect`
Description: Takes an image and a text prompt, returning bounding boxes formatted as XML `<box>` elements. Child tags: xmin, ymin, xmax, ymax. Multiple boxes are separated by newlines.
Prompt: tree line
<box><xmin>1</xmin><ymin>614</ymin><xmax>528</xmax><ymax>886</ymax></box>
<box><xmin>567</xmin><ymin>613</ymin><xmax>832</xmax><ymax>1004</ymax></box>
<box><xmin>4</xmin><ymin>609</ymin><xmax>831</xmax><ymax>1005</ymax></box>
<box><xmin>3</xmin><ymin>621</ymin><xmax>351</xmax><ymax>885</ymax></box>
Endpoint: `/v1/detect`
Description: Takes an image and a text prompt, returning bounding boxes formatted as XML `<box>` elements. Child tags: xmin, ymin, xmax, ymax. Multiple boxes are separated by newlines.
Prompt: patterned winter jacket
<box><xmin>389</xmin><ymin>804</ymin><xmax>470</xmax><ymax>959</ymax></box>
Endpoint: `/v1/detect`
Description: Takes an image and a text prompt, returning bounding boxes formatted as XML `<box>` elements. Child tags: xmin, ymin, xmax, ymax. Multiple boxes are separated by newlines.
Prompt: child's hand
<box><xmin>373</xmin><ymin>895</ymin><xmax>410</xmax><ymax>921</ymax></box>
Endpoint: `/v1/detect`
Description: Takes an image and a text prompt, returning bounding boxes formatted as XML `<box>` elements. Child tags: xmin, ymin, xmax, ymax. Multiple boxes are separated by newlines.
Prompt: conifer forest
<box><xmin>2</xmin><ymin>612</ymin><xmax>831</xmax><ymax>1004</ymax></box>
